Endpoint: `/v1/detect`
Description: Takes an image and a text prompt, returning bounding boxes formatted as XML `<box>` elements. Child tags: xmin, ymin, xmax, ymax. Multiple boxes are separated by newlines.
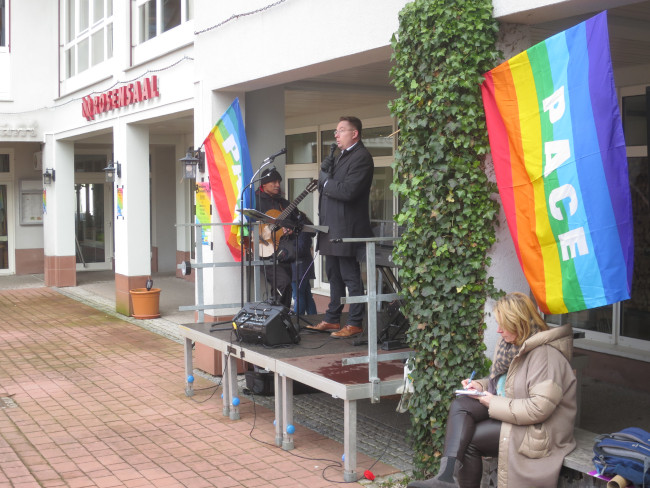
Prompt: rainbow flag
<box><xmin>481</xmin><ymin>11</ymin><xmax>633</xmax><ymax>314</ymax></box>
<box><xmin>203</xmin><ymin>98</ymin><xmax>253</xmax><ymax>261</ymax></box>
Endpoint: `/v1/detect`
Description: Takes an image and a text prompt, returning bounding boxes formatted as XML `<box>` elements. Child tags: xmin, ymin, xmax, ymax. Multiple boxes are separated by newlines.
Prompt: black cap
<box><xmin>260</xmin><ymin>168</ymin><xmax>282</xmax><ymax>185</ymax></box>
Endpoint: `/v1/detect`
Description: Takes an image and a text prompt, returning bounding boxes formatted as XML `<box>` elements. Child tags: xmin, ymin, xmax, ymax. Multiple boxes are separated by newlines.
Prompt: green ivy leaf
<box><xmin>389</xmin><ymin>0</ymin><xmax>501</xmax><ymax>478</ymax></box>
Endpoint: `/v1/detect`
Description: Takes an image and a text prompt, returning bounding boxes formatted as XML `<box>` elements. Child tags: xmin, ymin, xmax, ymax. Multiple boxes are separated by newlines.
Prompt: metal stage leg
<box><xmin>281</xmin><ymin>376</ymin><xmax>294</xmax><ymax>451</ymax></box>
<box><xmin>221</xmin><ymin>351</ymin><xmax>230</xmax><ymax>417</ymax></box>
<box><xmin>184</xmin><ymin>338</ymin><xmax>194</xmax><ymax>397</ymax></box>
<box><xmin>274</xmin><ymin>373</ymin><xmax>283</xmax><ymax>447</ymax></box>
<box><xmin>226</xmin><ymin>354</ymin><xmax>240</xmax><ymax>420</ymax></box>
<box><xmin>343</xmin><ymin>399</ymin><xmax>358</xmax><ymax>482</ymax></box>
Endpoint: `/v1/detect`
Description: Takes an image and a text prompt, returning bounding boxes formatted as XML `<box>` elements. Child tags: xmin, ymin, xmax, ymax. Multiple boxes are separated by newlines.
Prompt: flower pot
<box><xmin>129</xmin><ymin>288</ymin><xmax>161</xmax><ymax>319</ymax></box>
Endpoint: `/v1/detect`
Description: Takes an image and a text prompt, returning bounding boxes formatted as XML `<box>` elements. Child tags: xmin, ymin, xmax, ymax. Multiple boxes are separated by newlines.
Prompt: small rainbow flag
<box><xmin>203</xmin><ymin>98</ymin><xmax>253</xmax><ymax>261</ymax></box>
<box><xmin>481</xmin><ymin>11</ymin><xmax>634</xmax><ymax>314</ymax></box>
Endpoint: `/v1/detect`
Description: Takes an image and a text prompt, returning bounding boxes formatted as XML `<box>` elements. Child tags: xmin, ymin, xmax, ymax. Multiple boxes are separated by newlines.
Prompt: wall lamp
<box><xmin>179</xmin><ymin>147</ymin><xmax>205</xmax><ymax>180</ymax></box>
<box><xmin>103</xmin><ymin>161</ymin><xmax>121</xmax><ymax>182</ymax></box>
<box><xmin>43</xmin><ymin>168</ymin><xmax>56</xmax><ymax>185</ymax></box>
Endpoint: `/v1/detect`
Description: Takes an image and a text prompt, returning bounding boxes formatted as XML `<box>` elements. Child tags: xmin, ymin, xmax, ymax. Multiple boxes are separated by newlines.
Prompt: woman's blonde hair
<box><xmin>493</xmin><ymin>292</ymin><xmax>548</xmax><ymax>346</ymax></box>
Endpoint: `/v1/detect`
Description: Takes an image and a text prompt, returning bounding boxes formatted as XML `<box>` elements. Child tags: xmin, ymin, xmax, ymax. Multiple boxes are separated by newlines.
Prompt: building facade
<box><xmin>0</xmin><ymin>0</ymin><xmax>648</xmax><ymax>365</ymax></box>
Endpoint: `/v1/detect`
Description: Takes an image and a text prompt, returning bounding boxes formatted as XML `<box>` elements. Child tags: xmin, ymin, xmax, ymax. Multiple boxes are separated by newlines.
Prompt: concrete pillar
<box><xmin>199</xmin><ymin>91</ymin><xmax>246</xmax><ymax>320</ymax></box>
<box><xmin>43</xmin><ymin>136</ymin><xmax>76</xmax><ymax>287</ymax></box>
<box><xmin>113</xmin><ymin>122</ymin><xmax>152</xmax><ymax>315</ymax></box>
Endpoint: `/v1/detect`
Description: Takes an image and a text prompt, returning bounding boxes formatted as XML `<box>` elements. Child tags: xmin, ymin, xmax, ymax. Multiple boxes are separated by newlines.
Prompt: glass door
<box><xmin>74</xmin><ymin>178</ymin><xmax>113</xmax><ymax>270</ymax></box>
<box><xmin>0</xmin><ymin>152</ymin><xmax>13</xmax><ymax>274</ymax></box>
<box><xmin>0</xmin><ymin>184</ymin><xmax>8</xmax><ymax>271</ymax></box>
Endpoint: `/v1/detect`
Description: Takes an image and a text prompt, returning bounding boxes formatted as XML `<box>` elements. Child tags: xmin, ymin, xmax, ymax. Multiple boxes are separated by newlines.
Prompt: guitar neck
<box><xmin>273</xmin><ymin>180</ymin><xmax>317</xmax><ymax>225</ymax></box>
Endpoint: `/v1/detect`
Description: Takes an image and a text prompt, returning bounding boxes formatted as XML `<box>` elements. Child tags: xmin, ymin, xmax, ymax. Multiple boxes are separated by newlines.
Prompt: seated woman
<box><xmin>408</xmin><ymin>292</ymin><xmax>577</xmax><ymax>488</ymax></box>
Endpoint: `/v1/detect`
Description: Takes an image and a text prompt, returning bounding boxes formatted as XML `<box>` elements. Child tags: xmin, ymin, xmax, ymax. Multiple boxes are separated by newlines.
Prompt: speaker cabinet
<box><xmin>233</xmin><ymin>302</ymin><xmax>300</xmax><ymax>346</ymax></box>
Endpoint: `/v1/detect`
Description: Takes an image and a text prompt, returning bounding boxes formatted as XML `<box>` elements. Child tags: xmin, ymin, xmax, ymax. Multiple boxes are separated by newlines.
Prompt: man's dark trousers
<box><xmin>324</xmin><ymin>255</ymin><xmax>365</xmax><ymax>326</ymax></box>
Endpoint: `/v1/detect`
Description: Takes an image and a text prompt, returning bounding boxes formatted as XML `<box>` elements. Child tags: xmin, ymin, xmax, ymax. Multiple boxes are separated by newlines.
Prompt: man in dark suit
<box><xmin>307</xmin><ymin>116</ymin><xmax>374</xmax><ymax>338</ymax></box>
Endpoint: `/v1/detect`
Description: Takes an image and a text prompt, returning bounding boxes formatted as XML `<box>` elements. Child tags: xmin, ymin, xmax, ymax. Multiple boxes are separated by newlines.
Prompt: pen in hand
<box><xmin>466</xmin><ymin>370</ymin><xmax>476</xmax><ymax>390</ymax></box>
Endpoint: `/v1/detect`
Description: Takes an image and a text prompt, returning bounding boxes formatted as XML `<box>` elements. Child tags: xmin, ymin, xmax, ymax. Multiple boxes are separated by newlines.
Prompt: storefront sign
<box><xmin>81</xmin><ymin>75</ymin><xmax>160</xmax><ymax>121</ymax></box>
<box><xmin>0</xmin><ymin>126</ymin><xmax>37</xmax><ymax>137</ymax></box>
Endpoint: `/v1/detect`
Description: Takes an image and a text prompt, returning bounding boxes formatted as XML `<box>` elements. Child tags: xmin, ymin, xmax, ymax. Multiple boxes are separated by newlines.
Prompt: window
<box><xmin>546</xmin><ymin>87</ymin><xmax>650</xmax><ymax>354</ymax></box>
<box><xmin>136</xmin><ymin>0</ymin><xmax>193</xmax><ymax>44</ymax></box>
<box><xmin>0</xmin><ymin>0</ymin><xmax>7</xmax><ymax>48</ymax></box>
<box><xmin>0</xmin><ymin>153</ymin><xmax>9</xmax><ymax>172</ymax></box>
<box><xmin>63</xmin><ymin>0</ymin><xmax>113</xmax><ymax>78</ymax></box>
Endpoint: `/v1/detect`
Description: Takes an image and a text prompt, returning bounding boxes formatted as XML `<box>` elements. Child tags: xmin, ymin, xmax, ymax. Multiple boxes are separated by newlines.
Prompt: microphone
<box><xmin>263</xmin><ymin>148</ymin><xmax>287</xmax><ymax>164</ymax></box>
<box><xmin>329</xmin><ymin>142</ymin><xmax>337</xmax><ymax>158</ymax></box>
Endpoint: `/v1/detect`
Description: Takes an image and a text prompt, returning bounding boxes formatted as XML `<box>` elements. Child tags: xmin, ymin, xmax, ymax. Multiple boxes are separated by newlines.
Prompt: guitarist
<box><xmin>255</xmin><ymin>168</ymin><xmax>295</xmax><ymax>308</ymax></box>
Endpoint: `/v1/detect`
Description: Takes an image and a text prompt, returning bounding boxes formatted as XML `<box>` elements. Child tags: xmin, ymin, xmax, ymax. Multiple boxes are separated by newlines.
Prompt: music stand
<box><xmin>240</xmin><ymin>209</ymin><xmax>328</xmax><ymax>329</ymax></box>
<box><xmin>238</xmin><ymin>208</ymin><xmax>284</xmax><ymax>307</ymax></box>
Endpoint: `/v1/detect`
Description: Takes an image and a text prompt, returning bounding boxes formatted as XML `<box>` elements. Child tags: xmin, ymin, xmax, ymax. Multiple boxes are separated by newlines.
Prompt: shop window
<box><xmin>136</xmin><ymin>0</ymin><xmax>193</xmax><ymax>44</ymax></box>
<box><xmin>623</xmin><ymin>94</ymin><xmax>647</xmax><ymax>147</ymax></box>
<box><xmin>63</xmin><ymin>0</ymin><xmax>113</xmax><ymax>78</ymax></box>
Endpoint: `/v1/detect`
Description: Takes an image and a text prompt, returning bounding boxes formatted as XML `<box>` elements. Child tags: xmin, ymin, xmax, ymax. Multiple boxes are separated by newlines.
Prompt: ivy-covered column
<box><xmin>389</xmin><ymin>0</ymin><xmax>501</xmax><ymax>477</ymax></box>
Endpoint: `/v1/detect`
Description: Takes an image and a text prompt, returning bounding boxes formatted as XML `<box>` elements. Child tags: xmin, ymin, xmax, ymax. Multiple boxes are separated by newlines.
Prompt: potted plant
<box><xmin>129</xmin><ymin>277</ymin><xmax>161</xmax><ymax>319</ymax></box>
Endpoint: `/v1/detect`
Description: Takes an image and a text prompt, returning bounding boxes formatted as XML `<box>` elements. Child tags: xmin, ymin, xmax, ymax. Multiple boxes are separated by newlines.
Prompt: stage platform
<box><xmin>179</xmin><ymin>315</ymin><xmax>412</xmax><ymax>482</ymax></box>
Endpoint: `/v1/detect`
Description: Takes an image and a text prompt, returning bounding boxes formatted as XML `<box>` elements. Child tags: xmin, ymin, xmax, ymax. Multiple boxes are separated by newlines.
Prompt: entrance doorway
<box><xmin>74</xmin><ymin>153</ymin><xmax>114</xmax><ymax>270</ymax></box>
<box><xmin>0</xmin><ymin>184</ymin><xmax>9</xmax><ymax>271</ymax></box>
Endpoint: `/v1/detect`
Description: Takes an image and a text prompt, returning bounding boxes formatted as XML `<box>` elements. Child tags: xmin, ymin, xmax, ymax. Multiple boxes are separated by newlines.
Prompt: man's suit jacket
<box><xmin>317</xmin><ymin>141</ymin><xmax>374</xmax><ymax>257</ymax></box>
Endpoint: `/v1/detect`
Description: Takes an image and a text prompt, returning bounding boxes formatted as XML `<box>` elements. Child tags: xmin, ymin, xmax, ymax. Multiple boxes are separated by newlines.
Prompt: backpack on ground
<box><xmin>593</xmin><ymin>427</ymin><xmax>650</xmax><ymax>487</ymax></box>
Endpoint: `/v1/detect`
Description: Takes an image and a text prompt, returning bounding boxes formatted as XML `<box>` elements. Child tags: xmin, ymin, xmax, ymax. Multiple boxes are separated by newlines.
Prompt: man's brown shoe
<box><xmin>306</xmin><ymin>321</ymin><xmax>340</xmax><ymax>332</ymax></box>
<box><xmin>331</xmin><ymin>325</ymin><xmax>363</xmax><ymax>338</ymax></box>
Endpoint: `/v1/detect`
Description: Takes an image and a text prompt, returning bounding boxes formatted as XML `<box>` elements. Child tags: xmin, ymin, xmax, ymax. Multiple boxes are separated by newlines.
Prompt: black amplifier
<box><xmin>232</xmin><ymin>302</ymin><xmax>300</xmax><ymax>346</ymax></box>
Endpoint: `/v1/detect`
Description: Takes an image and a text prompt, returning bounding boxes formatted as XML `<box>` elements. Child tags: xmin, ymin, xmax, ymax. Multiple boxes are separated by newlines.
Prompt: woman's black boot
<box><xmin>406</xmin><ymin>457</ymin><xmax>459</xmax><ymax>488</ymax></box>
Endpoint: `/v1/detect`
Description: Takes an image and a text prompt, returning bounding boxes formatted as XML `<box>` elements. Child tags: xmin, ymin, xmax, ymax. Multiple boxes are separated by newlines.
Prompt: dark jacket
<box><xmin>255</xmin><ymin>188</ymin><xmax>290</xmax><ymax>214</ymax></box>
<box><xmin>317</xmin><ymin>141</ymin><xmax>374</xmax><ymax>257</ymax></box>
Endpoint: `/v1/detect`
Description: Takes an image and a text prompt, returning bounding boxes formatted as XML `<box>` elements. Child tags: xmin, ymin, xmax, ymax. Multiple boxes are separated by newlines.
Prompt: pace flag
<box><xmin>203</xmin><ymin>98</ymin><xmax>254</xmax><ymax>261</ymax></box>
<box><xmin>481</xmin><ymin>11</ymin><xmax>634</xmax><ymax>314</ymax></box>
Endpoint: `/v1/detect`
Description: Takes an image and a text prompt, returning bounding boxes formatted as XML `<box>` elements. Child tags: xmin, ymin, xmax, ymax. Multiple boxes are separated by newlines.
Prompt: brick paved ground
<box><xmin>0</xmin><ymin>288</ymin><xmax>400</xmax><ymax>487</ymax></box>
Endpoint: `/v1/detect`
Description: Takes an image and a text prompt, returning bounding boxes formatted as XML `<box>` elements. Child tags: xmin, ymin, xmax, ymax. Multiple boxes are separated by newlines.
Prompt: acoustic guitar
<box><xmin>259</xmin><ymin>179</ymin><xmax>318</xmax><ymax>257</ymax></box>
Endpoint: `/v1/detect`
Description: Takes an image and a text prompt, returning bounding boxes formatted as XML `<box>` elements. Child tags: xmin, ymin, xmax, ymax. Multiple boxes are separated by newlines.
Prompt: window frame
<box><xmin>0</xmin><ymin>149</ymin><xmax>15</xmax><ymax>275</ymax></box>
<box><xmin>134</xmin><ymin>0</ymin><xmax>192</xmax><ymax>45</ymax></box>
<box><xmin>548</xmin><ymin>84</ymin><xmax>650</xmax><ymax>359</ymax></box>
<box><xmin>62</xmin><ymin>0</ymin><xmax>113</xmax><ymax>80</ymax></box>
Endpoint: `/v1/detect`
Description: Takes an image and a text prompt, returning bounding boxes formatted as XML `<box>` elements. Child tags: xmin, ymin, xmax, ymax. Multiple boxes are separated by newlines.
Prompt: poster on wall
<box><xmin>481</xmin><ymin>11</ymin><xmax>634</xmax><ymax>314</ymax></box>
<box><xmin>117</xmin><ymin>186</ymin><xmax>124</xmax><ymax>219</ymax></box>
<box><xmin>195</xmin><ymin>182</ymin><xmax>212</xmax><ymax>245</ymax></box>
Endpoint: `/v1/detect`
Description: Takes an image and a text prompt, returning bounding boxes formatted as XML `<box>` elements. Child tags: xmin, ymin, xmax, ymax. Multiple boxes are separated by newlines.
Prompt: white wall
<box><xmin>195</xmin><ymin>0</ymin><xmax>407</xmax><ymax>92</ymax></box>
